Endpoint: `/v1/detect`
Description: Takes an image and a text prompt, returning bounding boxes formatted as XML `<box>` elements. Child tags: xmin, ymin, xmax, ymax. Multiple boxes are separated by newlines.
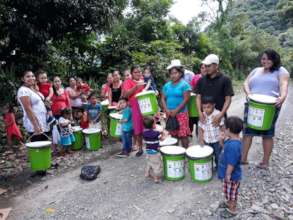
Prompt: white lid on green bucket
<box><xmin>101</xmin><ymin>99</ymin><xmax>109</xmax><ymax>106</ymax></box>
<box><xmin>72</xmin><ymin>126</ymin><xmax>82</xmax><ymax>132</ymax></box>
<box><xmin>26</xmin><ymin>141</ymin><xmax>51</xmax><ymax>148</ymax></box>
<box><xmin>110</xmin><ymin>113</ymin><xmax>122</xmax><ymax>120</ymax></box>
<box><xmin>135</xmin><ymin>90</ymin><xmax>156</xmax><ymax>98</ymax></box>
<box><xmin>160</xmin><ymin>137</ymin><xmax>178</xmax><ymax>146</ymax></box>
<box><xmin>83</xmin><ymin>128</ymin><xmax>101</xmax><ymax>134</ymax></box>
<box><xmin>160</xmin><ymin>146</ymin><xmax>185</xmax><ymax>155</ymax></box>
<box><xmin>186</xmin><ymin>145</ymin><xmax>213</xmax><ymax>159</ymax></box>
<box><xmin>249</xmin><ymin>94</ymin><xmax>277</xmax><ymax>104</ymax></box>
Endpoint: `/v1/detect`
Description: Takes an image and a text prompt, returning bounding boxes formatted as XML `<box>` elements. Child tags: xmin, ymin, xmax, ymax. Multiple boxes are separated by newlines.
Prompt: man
<box><xmin>195</xmin><ymin>54</ymin><xmax>234</xmax><ymax>126</ymax></box>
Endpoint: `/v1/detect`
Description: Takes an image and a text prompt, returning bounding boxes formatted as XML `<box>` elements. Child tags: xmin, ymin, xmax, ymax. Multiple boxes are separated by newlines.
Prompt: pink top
<box><xmin>190</xmin><ymin>74</ymin><xmax>202</xmax><ymax>90</ymax></box>
<box><xmin>122</xmin><ymin>79</ymin><xmax>144</xmax><ymax>102</ymax></box>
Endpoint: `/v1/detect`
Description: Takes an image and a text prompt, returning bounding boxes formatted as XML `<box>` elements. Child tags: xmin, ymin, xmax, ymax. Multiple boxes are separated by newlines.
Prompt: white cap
<box><xmin>202</xmin><ymin>54</ymin><xmax>219</xmax><ymax>65</ymax></box>
<box><xmin>167</xmin><ymin>59</ymin><xmax>183</xmax><ymax>70</ymax></box>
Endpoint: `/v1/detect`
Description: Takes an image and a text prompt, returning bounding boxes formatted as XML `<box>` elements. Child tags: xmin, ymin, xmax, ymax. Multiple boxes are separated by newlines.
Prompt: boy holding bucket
<box><xmin>198</xmin><ymin>96</ymin><xmax>224</xmax><ymax>169</ymax></box>
<box><xmin>218</xmin><ymin>116</ymin><xmax>243</xmax><ymax>218</ymax></box>
<box><xmin>83</xmin><ymin>92</ymin><xmax>101</xmax><ymax>129</ymax></box>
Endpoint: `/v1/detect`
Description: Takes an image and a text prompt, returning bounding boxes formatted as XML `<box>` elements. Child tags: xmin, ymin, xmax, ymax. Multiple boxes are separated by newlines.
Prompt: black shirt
<box><xmin>110</xmin><ymin>84</ymin><xmax>122</xmax><ymax>103</ymax></box>
<box><xmin>195</xmin><ymin>73</ymin><xmax>234</xmax><ymax>111</ymax></box>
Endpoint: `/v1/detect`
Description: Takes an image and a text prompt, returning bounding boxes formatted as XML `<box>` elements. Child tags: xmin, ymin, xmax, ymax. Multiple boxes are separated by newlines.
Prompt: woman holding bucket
<box><xmin>161</xmin><ymin>60</ymin><xmax>191</xmax><ymax>148</ymax></box>
<box><xmin>242</xmin><ymin>49</ymin><xmax>290</xmax><ymax>169</ymax></box>
<box><xmin>122</xmin><ymin>65</ymin><xmax>145</xmax><ymax>157</ymax></box>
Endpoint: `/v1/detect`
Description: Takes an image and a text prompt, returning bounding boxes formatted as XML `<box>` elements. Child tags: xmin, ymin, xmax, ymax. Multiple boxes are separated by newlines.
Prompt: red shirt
<box><xmin>51</xmin><ymin>90</ymin><xmax>71</xmax><ymax>116</ymax></box>
<box><xmin>190</xmin><ymin>74</ymin><xmax>202</xmax><ymax>90</ymax></box>
<box><xmin>38</xmin><ymin>82</ymin><xmax>52</xmax><ymax>98</ymax></box>
<box><xmin>101</xmin><ymin>83</ymin><xmax>111</xmax><ymax>97</ymax></box>
<box><xmin>122</xmin><ymin>79</ymin><xmax>145</xmax><ymax>102</ymax></box>
<box><xmin>78</xmin><ymin>83</ymin><xmax>91</xmax><ymax>94</ymax></box>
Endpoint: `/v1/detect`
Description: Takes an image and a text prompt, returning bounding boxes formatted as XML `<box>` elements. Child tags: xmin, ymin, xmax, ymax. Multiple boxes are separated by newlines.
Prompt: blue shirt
<box><xmin>162</xmin><ymin>79</ymin><xmax>191</xmax><ymax>112</ymax></box>
<box><xmin>122</xmin><ymin>107</ymin><xmax>132</xmax><ymax>132</ymax></box>
<box><xmin>84</xmin><ymin>103</ymin><xmax>101</xmax><ymax>121</ymax></box>
<box><xmin>218</xmin><ymin>139</ymin><xmax>242</xmax><ymax>181</ymax></box>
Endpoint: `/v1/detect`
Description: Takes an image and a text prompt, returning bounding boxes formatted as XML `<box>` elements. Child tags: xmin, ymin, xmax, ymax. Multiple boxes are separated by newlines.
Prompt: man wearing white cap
<box><xmin>195</xmin><ymin>54</ymin><xmax>234</xmax><ymax>125</ymax></box>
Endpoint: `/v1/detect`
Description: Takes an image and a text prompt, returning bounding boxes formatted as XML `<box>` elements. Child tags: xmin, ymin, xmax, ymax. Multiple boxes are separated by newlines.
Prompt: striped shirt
<box><xmin>143</xmin><ymin>129</ymin><xmax>160</xmax><ymax>151</ymax></box>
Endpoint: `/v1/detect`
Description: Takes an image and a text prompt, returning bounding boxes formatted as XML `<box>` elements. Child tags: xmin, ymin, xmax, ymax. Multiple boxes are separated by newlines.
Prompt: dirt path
<box><xmin>4</xmin><ymin>87</ymin><xmax>293</xmax><ymax>220</ymax></box>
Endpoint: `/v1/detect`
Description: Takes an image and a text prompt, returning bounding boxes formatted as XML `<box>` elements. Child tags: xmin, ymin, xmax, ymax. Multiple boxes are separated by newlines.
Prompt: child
<box><xmin>116</xmin><ymin>97</ymin><xmax>133</xmax><ymax>157</ymax></box>
<box><xmin>36</xmin><ymin>70</ymin><xmax>55</xmax><ymax>124</ymax></box>
<box><xmin>143</xmin><ymin>66</ymin><xmax>158</xmax><ymax>94</ymax></box>
<box><xmin>143</xmin><ymin>116</ymin><xmax>163</xmax><ymax>183</ymax></box>
<box><xmin>58</xmin><ymin>108</ymin><xmax>75</xmax><ymax>153</ymax></box>
<box><xmin>77</xmin><ymin>77</ymin><xmax>92</xmax><ymax>101</ymax></box>
<box><xmin>2</xmin><ymin>104</ymin><xmax>23</xmax><ymax>146</ymax></box>
<box><xmin>218</xmin><ymin>116</ymin><xmax>243</xmax><ymax>218</ymax></box>
<box><xmin>198</xmin><ymin>96</ymin><xmax>224</xmax><ymax>169</ymax></box>
<box><xmin>83</xmin><ymin>92</ymin><xmax>101</xmax><ymax>129</ymax></box>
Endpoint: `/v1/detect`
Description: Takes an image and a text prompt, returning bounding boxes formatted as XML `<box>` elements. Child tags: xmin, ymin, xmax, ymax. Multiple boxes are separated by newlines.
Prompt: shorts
<box><xmin>243</xmin><ymin>102</ymin><xmax>280</xmax><ymax>138</ymax></box>
<box><xmin>169</xmin><ymin>112</ymin><xmax>191</xmax><ymax>138</ymax></box>
<box><xmin>146</xmin><ymin>153</ymin><xmax>163</xmax><ymax>177</ymax></box>
<box><xmin>223</xmin><ymin>180</ymin><xmax>240</xmax><ymax>202</ymax></box>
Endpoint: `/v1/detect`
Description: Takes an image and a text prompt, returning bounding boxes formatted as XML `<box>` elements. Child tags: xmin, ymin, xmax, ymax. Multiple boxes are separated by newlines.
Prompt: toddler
<box><xmin>58</xmin><ymin>108</ymin><xmax>75</xmax><ymax>153</ymax></box>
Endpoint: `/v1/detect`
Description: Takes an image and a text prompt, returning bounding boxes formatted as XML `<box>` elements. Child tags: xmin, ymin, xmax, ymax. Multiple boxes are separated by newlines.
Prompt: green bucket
<box><xmin>109</xmin><ymin>113</ymin><xmax>123</xmax><ymax>138</ymax></box>
<box><xmin>186</xmin><ymin>145</ymin><xmax>214</xmax><ymax>183</ymax></box>
<box><xmin>247</xmin><ymin>94</ymin><xmax>277</xmax><ymax>131</ymax></box>
<box><xmin>160</xmin><ymin>146</ymin><xmax>186</xmax><ymax>181</ymax></box>
<box><xmin>188</xmin><ymin>93</ymin><xmax>199</xmax><ymax>117</ymax></box>
<box><xmin>72</xmin><ymin>126</ymin><xmax>84</xmax><ymax>150</ymax></box>
<box><xmin>101</xmin><ymin>99</ymin><xmax>109</xmax><ymax>112</ymax></box>
<box><xmin>83</xmin><ymin>128</ymin><xmax>102</xmax><ymax>151</ymax></box>
<box><xmin>26</xmin><ymin>141</ymin><xmax>52</xmax><ymax>172</ymax></box>
<box><xmin>135</xmin><ymin>91</ymin><xmax>159</xmax><ymax>116</ymax></box>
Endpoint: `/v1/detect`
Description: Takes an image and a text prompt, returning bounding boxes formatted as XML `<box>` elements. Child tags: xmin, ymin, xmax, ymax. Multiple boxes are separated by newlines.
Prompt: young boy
<box><xmin>218</xmin><ymin>116</ymin><xmax>243</xmax><ymax>218</ymax></box>
<box><xmin>198</xmin><ymin>96</ymin><xmax>224</xmax><ymax>169</ymax></box>
<box><xmin>83</xmin><ymin>92</ymin><xmax>101</xmax><ymax>129</ymax></box>
<box><xmin>116</xmin><ymin>97</ymin><xmax>133</xmax><ymax>157</ymax></box>
<box><xmin>143</xmin><ymin>116</ymin><xmax>163</xmax><ymax>183</ymax></box>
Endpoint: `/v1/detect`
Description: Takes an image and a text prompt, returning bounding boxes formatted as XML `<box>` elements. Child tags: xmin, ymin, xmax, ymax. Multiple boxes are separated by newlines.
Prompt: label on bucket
<box><xmin>247</xmin><ymin>106</ymin><xmax>265</xmax><ymax>127</ymax></box>
<box><xmin>85</xmin><ymin>137</ymin><xmax>90</xmax><ymax>149</ymax></box>
<box><xmin>115</xmin><ymin>123</ymin><xmax>122</xmax><ymax>136</ymax></box>
<box><xmin>138</xmin><ymin>98</ymin><xmax>152</xmax><ymax>114</ymax></box>
<box><xmin>194</xmin><ymin>162</ymin><xmax>212</xmax><ymax>181</ymax></box>
<box><xmin>167</xmin><ymin>160</ymin><xmax>184</xmax><ymax>178</ymax></box>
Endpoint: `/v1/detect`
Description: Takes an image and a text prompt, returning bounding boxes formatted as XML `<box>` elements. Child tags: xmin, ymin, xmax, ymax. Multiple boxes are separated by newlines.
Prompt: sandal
<box><xmin>218</xmin><ymin>201</ymin><xmax>228</xmax><ymax>209</ymax></box>
<box><xmin>241</xmin><ymin>161</ymin><xmax>249</xmax><ymax>165</ymax></box>
<box><xmin>256</xmin><ymin>162</ymin><xmax>269</xmax><ymax>170</ymax></box>
<box><xmin>220</xmin><ymin>208</ymin><xmax>237</xmax><ymax>218</ymax></box>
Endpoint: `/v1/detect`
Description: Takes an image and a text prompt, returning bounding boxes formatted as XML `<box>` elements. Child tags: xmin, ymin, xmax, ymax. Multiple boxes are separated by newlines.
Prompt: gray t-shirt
<box><xmin>248</xmin><ymin>66</ymin><xmax>289</xmax><ymax>97</ymax></box>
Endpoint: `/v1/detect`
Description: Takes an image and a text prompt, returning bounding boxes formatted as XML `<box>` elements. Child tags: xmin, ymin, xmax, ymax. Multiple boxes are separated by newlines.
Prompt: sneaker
<box><xmin>135</xmin><ymin>150</ymin><xmax>143</xmax><ymax>157</ymax></box>
<box><xmin>116</xmin><ymin>151</ymin><xmax>129</xmax><ymax>158</ymax></box>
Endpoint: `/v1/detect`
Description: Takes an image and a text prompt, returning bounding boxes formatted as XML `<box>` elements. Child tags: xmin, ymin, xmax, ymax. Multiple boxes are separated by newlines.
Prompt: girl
<box><xmin>3</xmin><ymin>104</ymin><xmax>23</xmax><ymax>146</ymax></box>
<box><xmin>58</xmin><ymin>108</ymin><xmax>75</xmax><ymax>153</ymax></box>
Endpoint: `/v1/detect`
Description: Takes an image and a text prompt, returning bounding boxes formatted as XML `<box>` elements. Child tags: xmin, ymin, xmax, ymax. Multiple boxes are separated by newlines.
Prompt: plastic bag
<box><xmin>166</xmin><ymin>116</ymin><xmax>179</xmax><ymax>131</ymax></box>
<box><xmin>80</xmin><ymin>165</ymin><xmax>101</xmax><ymax>181</ymax></box>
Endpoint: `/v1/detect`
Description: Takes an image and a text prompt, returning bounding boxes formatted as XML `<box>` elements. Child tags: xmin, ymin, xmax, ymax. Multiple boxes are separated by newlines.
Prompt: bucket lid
<box><xmin>101</xmin><ymin>99</ymin><xmax>109</xmax><ymax>106</ymax></box>
<box><xmin>186</xmin><ymin>145</ymin><xmax>213</xmax><ymax>159</ymax></box>
<box><xmin>135</xmin><ymin>90</ymin><xmax>156</xmax><ymax>98</ymax></box>
<box><xmin>248</xmin><ymin>94</ymin><xmax>277</xmax><ymax>104</ymax></box>
<box><xmin>160</xmin><ymin>146</ymin><xmax>185</xmax><ymax>155</ymax></box>
<box><xmin>110</xmin><ymin>113</ymin><xmax>122</xmax><ymax>120</ymax></box>
<box><xmin>190</xmin><ymin>92</ymin><xmax>196</xmax><ymax>97</ymax></box>
<box><xmin>83</xmin><ymin>128</ymin><xmax>101</xmax><ymax>134</ymax></box>
<box><xmin>72</xmin><ymin>126</ymin><xmax>82</xmax><ymax>132</ymax></box>
<box><xmin>26</xmin><ymin>141</ymin><xmax>51</xmax><ymax>148</ymax></box>
<box><xmin>159</xmin><ymin>137</ymin><xmax>178</xmax><ymax>146</ymax></box>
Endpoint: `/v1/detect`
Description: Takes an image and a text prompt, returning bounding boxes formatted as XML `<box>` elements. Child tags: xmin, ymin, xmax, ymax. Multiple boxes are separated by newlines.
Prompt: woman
<box><xmin>123</xmin><ymin>69</ymin><xmax>132</xmax><ymax>80</ymax></box>
<box><xmin>161</xmin><ymin>61</ymin><xmax>191</xmax><ymax>148</ymax></box>
<box><xmin>51</xmin><ymin>76</ymin><xmax>71</xmax><ymax>118</ymax></box>
<box><xmin>109</xmin><ymin>70</ymin><xmax>122</xmax><ymax>106</ymax></box>
<box><xmin>122</xmin><ymin>66</ymin><xmax>145</xmax><ymax>157</ymax></box>
<box><xmin>66</xmin><ymin>77</ymin><xmax>82</xmax><ymax>121</ymax></box>
<box><xmin>242</xmin><ymin>49</ymin><xmax>290</xmax><ymax>169</ymax></box>
<box><xmin>17</xmin><ymin>70</ymin><xmax>49</xmax><ymax>141</ymax></box>
<box><xmin>101</xmin><ymin>73</ymin><xmax>113</xmax><ymax>100</ymax></box>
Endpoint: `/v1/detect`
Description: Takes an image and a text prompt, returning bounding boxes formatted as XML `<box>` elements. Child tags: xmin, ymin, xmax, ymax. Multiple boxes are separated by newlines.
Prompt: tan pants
<box><xmin>146</xmin><ymin>153</ymin><xmax>163</xmax><ymax>177</ymax></box>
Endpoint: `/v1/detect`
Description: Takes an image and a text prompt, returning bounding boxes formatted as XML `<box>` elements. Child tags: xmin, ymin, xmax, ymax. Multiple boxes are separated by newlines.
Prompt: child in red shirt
<box><xmin>3</xmin><ymin>104</ymin><xmax>23</xmax><ymax>146</ymax></box>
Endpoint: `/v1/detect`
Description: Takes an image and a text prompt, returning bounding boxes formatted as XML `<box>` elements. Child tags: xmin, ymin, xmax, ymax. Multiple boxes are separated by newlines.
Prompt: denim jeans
<box><xmin>122</xmin><ymin>130</ymin><xmax>133</xmax><ymax>153</ymax></box>
<box><xmin>205</xmin><ymin>141</ymin><xmax>221</xmax><ymax>168</ymax></box>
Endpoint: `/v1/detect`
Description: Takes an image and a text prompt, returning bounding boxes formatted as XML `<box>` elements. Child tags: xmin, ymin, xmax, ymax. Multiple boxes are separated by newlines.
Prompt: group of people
<box><xmin>3</xmin><ymin>48</ymin><xmax>289</xmax><ymax>218</ymax></box>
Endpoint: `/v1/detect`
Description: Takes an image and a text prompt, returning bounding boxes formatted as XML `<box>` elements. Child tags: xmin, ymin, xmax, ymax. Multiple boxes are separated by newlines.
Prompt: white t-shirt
<box><xmin>17</xmin><ymin>86</ymin><xmax>49</xmax><ymax>133</ymax></box>
<box><xmin>66</xmin><ymin>87</ymin><xmax>82</xmax><ymax>107</ymax></box>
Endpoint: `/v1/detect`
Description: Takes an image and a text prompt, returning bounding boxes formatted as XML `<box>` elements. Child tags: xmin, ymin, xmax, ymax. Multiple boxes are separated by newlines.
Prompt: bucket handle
<box><xmin>27</xmin><ymin>133</ymin><xmax>51</xmax><ymax>142</ymax></box>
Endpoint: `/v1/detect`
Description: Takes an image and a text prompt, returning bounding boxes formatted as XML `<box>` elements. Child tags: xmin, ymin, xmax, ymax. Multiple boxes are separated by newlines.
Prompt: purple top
<box><xmin>143</xmin><ymin>129</ymin><xmax>160</xmax><ymax>151</ymax></box>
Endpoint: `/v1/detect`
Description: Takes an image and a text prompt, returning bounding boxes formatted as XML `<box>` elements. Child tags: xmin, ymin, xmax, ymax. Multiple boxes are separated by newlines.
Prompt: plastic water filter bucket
<box><xmin>109</xmin><ymin>113</ymin><xmax>122</xmax><ymax>138</ymax></box>
<box><xmin>188</xmin><ymin>93</ymin><xmax>199</xmax><ymax>117</ymax></box>
<box><xmin>160</xmin><ymin>146</ymin><xmax>186</xmax><ymax>181</ymax></box>
<box><xmin>83</xmin><ymin>128</ymin><xmax>101</xmax><ymax>151</ymax></box>
<box><xmin>72</xmin><ymin>126</ymin><xmax>84</xmax><ymax>150</ymax></box>
<box><xmin>135</xmin><ymin>91</ymin><xmax>159</xmax><ymax>116</ymax></box>
<box><xmin>26</xmin><ymin>141</ymin><xmax>52</xmax><ymax>172</ymax></box>
<box><xmin>247</xmin><ymin>94</ymin><xmax>277</xmax><ymax>131</ymax></box>
<box><xmin>186</xmin><ymin>145</ymin><xmax>214</xmax><ymax>183</ymax></box>
<box><xmin>101</xmin><ymin>99</ymin><xmax>109</xmax><ymax>112</ymax></box>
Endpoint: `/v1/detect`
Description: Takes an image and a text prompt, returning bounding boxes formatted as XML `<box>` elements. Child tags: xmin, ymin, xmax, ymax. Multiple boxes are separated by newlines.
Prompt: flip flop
<box><xmin>220</xmin><ymin>208</ymin><xmax>237</xmax><ymax>218</ymax></box>
<box><xmin>257</xmin><ymin>163</ymin><xmax>269</xmax><ymax>170</ymax></box>
<box><xmin>241</xmin><ymin>161</ymin><xmax>249</xmax><ymax>165</ymax></box>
